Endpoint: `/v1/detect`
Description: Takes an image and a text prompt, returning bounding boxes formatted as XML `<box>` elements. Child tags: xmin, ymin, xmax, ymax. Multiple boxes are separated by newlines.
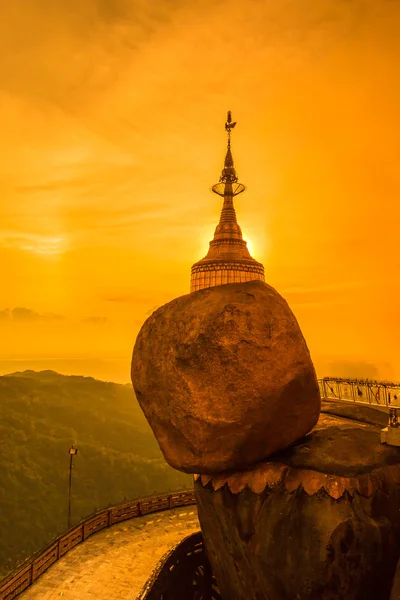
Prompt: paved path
<box><xmin>19</xmin><ymin>506</ymin><xmax>200</xmax><ymax>600</ymax></box>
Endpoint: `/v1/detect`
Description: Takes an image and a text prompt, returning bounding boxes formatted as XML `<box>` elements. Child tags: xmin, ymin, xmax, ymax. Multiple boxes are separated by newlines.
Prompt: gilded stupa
<box><xmin>190</xmin><ymin>111</ymin><xmax>265</xmax><ymax>293</ymax></box>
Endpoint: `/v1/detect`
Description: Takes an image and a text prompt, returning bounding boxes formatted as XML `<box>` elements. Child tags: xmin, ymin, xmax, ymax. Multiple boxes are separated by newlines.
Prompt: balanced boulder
<box><xmin>131</xmin><ymin>280</ymin><xmax>320</xmax><ymax>474</ymax></box>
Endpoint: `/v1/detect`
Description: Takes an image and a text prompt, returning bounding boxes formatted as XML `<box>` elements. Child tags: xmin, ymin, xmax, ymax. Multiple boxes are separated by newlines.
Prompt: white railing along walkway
<box><xmin>318</xmin><ymin>377</ymin><xmax>400</xmax><ymax>409</ymax></box>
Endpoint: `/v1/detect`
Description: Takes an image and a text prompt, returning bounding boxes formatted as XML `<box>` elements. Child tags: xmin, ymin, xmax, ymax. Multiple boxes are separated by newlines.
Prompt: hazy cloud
<box><xmin>320</xmin><ymin>360</ymin><xmax>380</xmax><ymax>380</ymax></box>
<box><xmin>104</xmin><ymin>296</ymin><xmax>134</xmax><ymax>303</ymax></box>
<box><xmin>1</xmin><ymin>307</ymin><xmax>66</xmax><ymax>322</ymax></box>
<box><xmin>103</xmin><ymin>292</ymin><xmax>162</xmax><ymax>305</ymax></box>
<box><xmin>0</xmin><ymin>233</ymin><xmax>66</xmax><ymax>255</ymax></box>
<box><xmin>82</xmin><ymin>316</ymin><xmax>109</xmax><ymax>325</ymax></box>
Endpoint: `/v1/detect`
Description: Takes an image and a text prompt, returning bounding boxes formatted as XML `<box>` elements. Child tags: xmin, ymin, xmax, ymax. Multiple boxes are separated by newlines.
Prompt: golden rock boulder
<box><xmin>131</xmin><ymin>280</ymin><xmax>321</xmax><ymax>474</ymax></box>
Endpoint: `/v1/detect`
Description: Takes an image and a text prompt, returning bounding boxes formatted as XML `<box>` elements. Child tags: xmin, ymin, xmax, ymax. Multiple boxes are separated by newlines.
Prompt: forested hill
<box><xmin>0</xmin><ymin>370</ymin><xmax>192</xmax><ymax>578</ymax></box>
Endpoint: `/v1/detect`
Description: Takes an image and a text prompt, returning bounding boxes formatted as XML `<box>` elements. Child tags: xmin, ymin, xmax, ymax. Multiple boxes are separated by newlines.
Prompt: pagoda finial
<box><xmin>225</xmin><ymin>110</ymin><xmax>237</xmax><ymax>150</ymax></box>
<box><xmin>212</xmin><ymin>111</ymin><xmax>245</xmax><ymax>196</ymax></box>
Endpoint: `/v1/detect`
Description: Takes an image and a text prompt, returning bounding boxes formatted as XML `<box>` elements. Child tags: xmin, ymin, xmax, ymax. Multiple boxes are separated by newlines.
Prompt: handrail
<box><xmin>322</xmin><ymin>376</ymin><xmax>400</xmax><ymax>388</ymax></box>
<box><xmin>318</xmin><ymin>377</ymin><xmax>400</xmax><ymax>407</ymax></box>
<box><xmin>0</xmin><ymin>488</ymin><xmax>196</xmax><ymax>600</ymax></box>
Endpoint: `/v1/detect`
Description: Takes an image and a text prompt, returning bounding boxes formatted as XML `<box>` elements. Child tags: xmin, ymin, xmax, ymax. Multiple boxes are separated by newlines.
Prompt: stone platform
<box><xmin>18</xmin><ymin>506</ymin><xmax>200</xmax><ymax>600</ymax></box>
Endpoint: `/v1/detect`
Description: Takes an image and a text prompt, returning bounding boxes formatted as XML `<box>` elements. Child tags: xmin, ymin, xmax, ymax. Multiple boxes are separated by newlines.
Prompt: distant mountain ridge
<box><xmin>0</xmin><ymin>370</ymin><xmax>192</xmax><ymax>577</ymax></box>
<box><xmin>3</xmin><ymin>369</ymin><xmax>129</xmax><ymax>384</ymax></box>
<box><xmin>5</xmin><ymin>369</ymin><xmax>86</xmax><ymax>378</ymax></box>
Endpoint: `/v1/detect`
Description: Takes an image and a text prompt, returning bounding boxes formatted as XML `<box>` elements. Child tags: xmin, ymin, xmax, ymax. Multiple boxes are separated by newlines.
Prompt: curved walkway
<box><xmin>19</xmin><ymin>506</ymin><xmax>200</xmax><ymax>600</ymax></box>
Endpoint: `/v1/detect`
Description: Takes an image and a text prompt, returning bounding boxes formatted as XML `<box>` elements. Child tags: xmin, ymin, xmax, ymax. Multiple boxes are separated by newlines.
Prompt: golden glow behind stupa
<box><xmin>190</xmin><ymin>112</ymin><xmax>265</xmax><ymax>293</ymax></box>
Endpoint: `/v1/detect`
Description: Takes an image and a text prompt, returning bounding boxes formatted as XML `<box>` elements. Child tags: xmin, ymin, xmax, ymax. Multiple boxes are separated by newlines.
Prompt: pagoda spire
<box><xmin>211</xmin><ymin>111</ymin><xmax>245</xmax><ymax>198</ymax></box>
<box><xmin>219</xmin><ymin>110</ymin><xmax>238</xmax><ymax>184</ymax></box>
<box><xmin>190</xmin><ymin>111</ymin><xmax>265</xmax><ymax>293</ymax></box>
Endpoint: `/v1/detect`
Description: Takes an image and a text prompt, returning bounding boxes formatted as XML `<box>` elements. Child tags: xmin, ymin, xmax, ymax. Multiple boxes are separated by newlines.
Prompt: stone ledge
<box><xmin>194</xmin><ymin>461</ymin><xmax>400</xmax><ymax>499</ymax></box>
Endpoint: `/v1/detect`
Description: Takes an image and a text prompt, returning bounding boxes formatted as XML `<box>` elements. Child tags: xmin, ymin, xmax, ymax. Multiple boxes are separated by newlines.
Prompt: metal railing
<box><xmin>318</xmin><ymin>377</ymin><xmax>400</xmax><ymax>408</ymax></box>
<box><xmin>0</xmin><ymin>489</ymin><xmax>196</xmax><ymax>600</ymax></box>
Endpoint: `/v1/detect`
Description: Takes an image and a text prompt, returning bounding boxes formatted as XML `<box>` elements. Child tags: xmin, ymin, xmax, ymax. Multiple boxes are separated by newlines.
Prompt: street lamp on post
<box><xmin>68</xmin><ymin>444</ymin><xmax>78</xmax><ymax>529</ymax></box>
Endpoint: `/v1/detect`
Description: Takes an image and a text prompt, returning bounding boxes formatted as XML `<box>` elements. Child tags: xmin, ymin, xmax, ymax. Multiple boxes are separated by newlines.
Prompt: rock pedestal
<box><xmin>194</xmin><ymin>404</ymin><xmax>400</xmax><ymax>600</ymax></box>
<box><xmin>131</xmin><ymin>280</ymin><xmax>320</xmax><ymax>474</ymax></box>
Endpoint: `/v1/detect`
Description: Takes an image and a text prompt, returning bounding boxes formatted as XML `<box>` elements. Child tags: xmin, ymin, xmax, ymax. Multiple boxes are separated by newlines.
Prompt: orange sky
<box><xmin>0</xmin><ymin>0</ymin><xmax>399</xmax><ymax>383</ymax></box>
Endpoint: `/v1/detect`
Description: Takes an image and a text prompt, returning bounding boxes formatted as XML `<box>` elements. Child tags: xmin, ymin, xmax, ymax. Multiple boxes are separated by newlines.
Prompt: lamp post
<box><xmin>68</xmin><ymin>444</ymin><xmax>78</xmax><ymax>529</ymax></box>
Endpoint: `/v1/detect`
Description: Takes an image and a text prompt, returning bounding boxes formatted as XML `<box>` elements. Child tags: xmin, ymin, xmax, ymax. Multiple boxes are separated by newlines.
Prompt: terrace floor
<box><xmin>19</xmin><ymin>506</ymin><xmax>200</xmax><ymax>600</ymax></box>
